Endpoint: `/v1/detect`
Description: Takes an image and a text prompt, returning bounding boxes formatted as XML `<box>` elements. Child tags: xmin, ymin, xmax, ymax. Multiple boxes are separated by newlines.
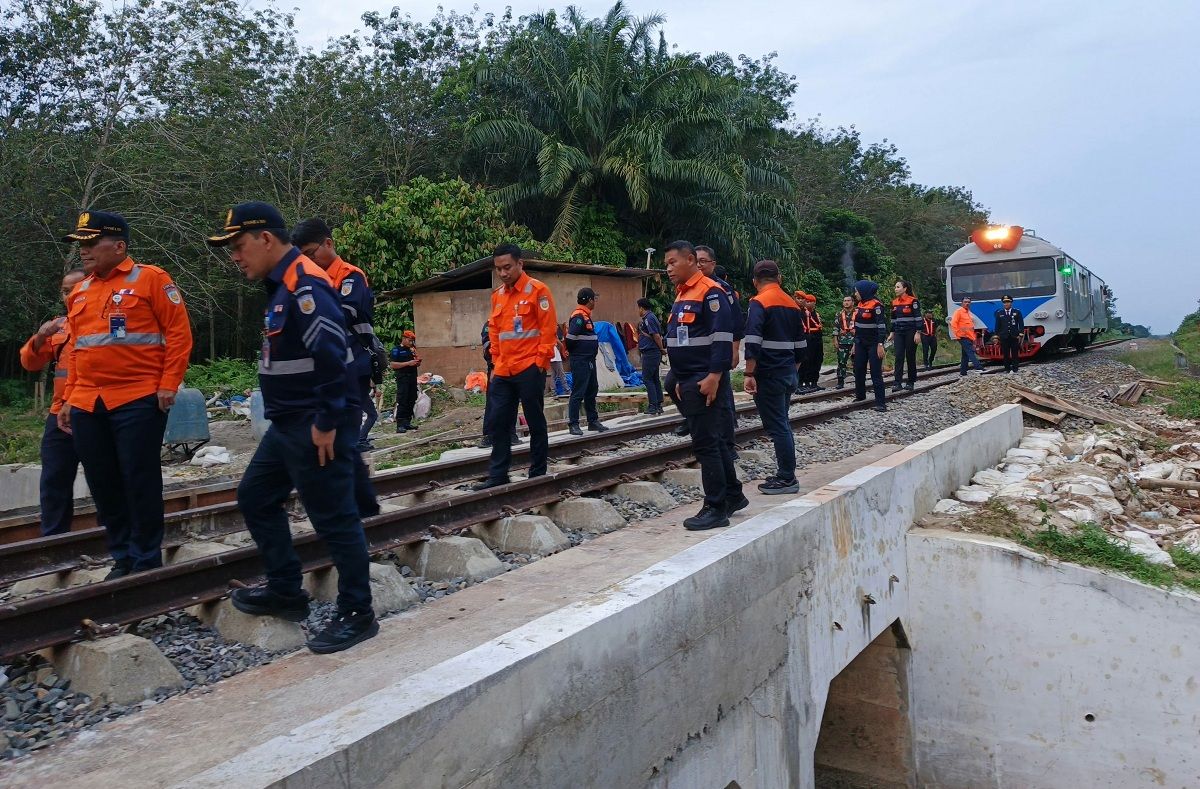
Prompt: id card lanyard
<box><xmin>109</xmin><ymin>292</ymin><xmax>127</xmax><ymax>339</ymax></box>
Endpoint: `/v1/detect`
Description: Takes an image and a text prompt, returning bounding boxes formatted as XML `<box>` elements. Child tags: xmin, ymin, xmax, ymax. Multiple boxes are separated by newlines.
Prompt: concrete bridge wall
<box><xmin>187</xmin><ymin>405</ymin><xmax>1023</xmax><ymax>789</ymax></box>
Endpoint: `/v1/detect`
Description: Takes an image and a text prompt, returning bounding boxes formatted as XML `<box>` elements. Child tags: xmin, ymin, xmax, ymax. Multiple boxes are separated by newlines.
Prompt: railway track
<box><xmin>0</xmin><ymin>368</ymin><xmax>974</xmax><ymax>658</ymax></box>
<box><xmin>0</xmin><ymin>338</ymin><xmax>1128</xmax><ymax>658</ymax></box>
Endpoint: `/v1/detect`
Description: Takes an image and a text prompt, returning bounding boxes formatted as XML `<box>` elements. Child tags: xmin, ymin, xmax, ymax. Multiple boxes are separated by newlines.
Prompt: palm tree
<box><xmin>468</xmin><ymin>2</ymin><xmax>790</xmax><ymax>263</ymax></box>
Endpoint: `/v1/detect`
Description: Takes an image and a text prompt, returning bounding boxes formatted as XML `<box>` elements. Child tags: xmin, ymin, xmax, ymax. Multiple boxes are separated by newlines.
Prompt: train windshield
<box><xmin>950</xmin><ymin>257</ymin><xmax>1057</xmax><ymax>301</ymax></box>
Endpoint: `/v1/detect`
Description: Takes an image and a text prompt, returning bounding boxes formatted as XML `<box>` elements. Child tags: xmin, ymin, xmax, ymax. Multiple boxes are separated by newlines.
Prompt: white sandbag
<box><xmin>953</xmin><ymin>486</ymin><xmax>993</xmax><ymax>504</ymax></box>
<box><xmin>1134</xmin><ymin>461</ymin><xmax>1178</xmax><ymax>481</ymax></box>
<box><xmin>934</xmin><ymin>498</ymin><xmax>973</xmax><ymax>515</ymax></box>
<box><xmin>413</xmin><ymin>390</ymin><xmax>432</xmax><ymax>420</ymax></box>
<box><xmin>1117</xmin><ymin>531</ymin><xmax>1175</xmax><ymax>567</ymax></box>
<box><xmin>1006</xmin><ymin>448</ymin><xmax>1049</xmax><ymax>463</ymax></box>
<box><xmin>1058</xmin><ymin>504</ymin><xmax>1096</xmax><ymax>525</ymax></box>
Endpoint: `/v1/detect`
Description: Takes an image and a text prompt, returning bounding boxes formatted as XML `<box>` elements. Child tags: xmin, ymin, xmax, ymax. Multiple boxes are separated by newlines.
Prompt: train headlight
<box><xmin>971</xmin><ymin>225</ymin><xmax>1024</xmax><ymax>252</ymax></box>
<box><xmin>1055</xmin><ymin>309</ymin><xmax>1065</xmax><ymax>318</ymax></box>
<box><xmin>1033</xmin><ymin>311</ymin><xmax>1049</xmax><ymax>319</ymax></box>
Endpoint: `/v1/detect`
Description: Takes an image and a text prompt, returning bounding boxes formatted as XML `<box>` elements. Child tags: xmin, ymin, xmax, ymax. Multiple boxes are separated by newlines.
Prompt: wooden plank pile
<box><xmin>1009</xmin><ymin>384</ymin><xmax>1152</xmax><ymax>435</ymax></box>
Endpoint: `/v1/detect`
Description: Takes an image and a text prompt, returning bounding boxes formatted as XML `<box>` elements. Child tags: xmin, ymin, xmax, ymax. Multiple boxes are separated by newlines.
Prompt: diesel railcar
<box><xmin>943</xmin><ymin>226</ymin><xmax>1109</xmax><ymax>360</ymax></box>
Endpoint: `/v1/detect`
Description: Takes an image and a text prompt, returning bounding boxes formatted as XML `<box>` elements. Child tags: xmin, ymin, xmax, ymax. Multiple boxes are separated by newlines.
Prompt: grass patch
<box><xmin>0</xmin><ymin>407</ymin><xmax>45</xmax><ymax>464</ymax></box>
<box><xmin>1014</xmin><ymin>523</ymin><xmax>1200</xmax><ymax>592</ymax></box>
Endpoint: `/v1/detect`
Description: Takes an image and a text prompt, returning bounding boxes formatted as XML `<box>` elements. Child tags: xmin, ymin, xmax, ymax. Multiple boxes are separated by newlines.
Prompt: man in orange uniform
<box><xmin>19</xmin><ymin>268</ymin><xmax>87</xmax><ymax>535</ymax></box>
<box><xmin>475</xmin><ymin>243</ymin><xmax>558</xmax><ymax>490</ymax></box>
<box><xmin>950</xmin><ymin>296</ymin><xmax>984</xmax><ymax>376</ymax></box>
<box><xmin>58</xmin><ymin>211</ymin><xmax>193</xmax><ymax>578</ymax></box>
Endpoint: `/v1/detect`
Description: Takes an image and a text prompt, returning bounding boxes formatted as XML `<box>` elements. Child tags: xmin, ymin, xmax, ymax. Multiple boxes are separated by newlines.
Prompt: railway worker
<box><xmin>58</xmin><ymin>211</ymin><xmax>193</xmax><ymax>579</ymax></box>
<box><xmin>664</xmin><ymin>240</ymin><xmax>746</xmax><ymax>531</ymax></box>
<box><xmin>921</xmin><ymin>309</ymin><xmax>940</xmax><ymax>370</ymax></box>
<box><xmin>950</xmin><ymin>296</ymin><xmax>985</xmax><ymax>376</ymax></box>
<box><xmin>565</xmin><ymin>287</ymin><xmax>607</xmax><ymax>436</ymax></box>
<box><xmin>888</xmin><ymin>280</ymin><xmax>922</xmax><ymax>392</ymax></box>
<box><xmin>637</xmin><ymin>297</ymin><xmax>666</xmax><ymax>415</ymax></box>
<box><xmin>993</xmin><ymin>295</ymin><xmax>1025</xmax><ymax>373</ymax></box>
<box><xmin>209</xmin><ymin>201</ymin><xmax>376</xmax><ymax>654</ymax></box>
<box><xmin>390</xmin><ymin>331</ymin><xmax>421</xmax><ymax>433</ymax></box>
<box><xmin>20</xmin><ymin>268</ymin><xmax>88</xmax><ymax>536</ymax></box>
<box><xmin>695</xmin><ymin>248</ymin><xmax>743</xmax><ymax>441</ymax></box>
<box><xmin>474</xmin><ymin>244</ymin><xmax>557</xmax><ymax>489</ymax></box>
<box><xmin>742</xmin><ymin>260</ymin><xmax>805</xmax><ymax>495</ymax></box>
<box><xmin>800</xmin><ymin>294</ymin><xmax>825</xmax><ymax>392</ymax></box>
<box><xmin>833</xmin><ymin>295</ymin><xmax>856</xmax><ymax>389</ymax></box>
<box><xmin>292</xmin><ymin>218</ymin><xmax>379</xmax><ymax>517</ymax></box>
<box><xmin>850</xmin><ymin>280</ymin><xmax>888</xmax><ymax>413</ymax></box>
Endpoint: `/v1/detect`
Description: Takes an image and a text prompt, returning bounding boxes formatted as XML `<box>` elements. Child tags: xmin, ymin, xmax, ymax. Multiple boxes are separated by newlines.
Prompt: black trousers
<box><xmin>353</xmin><ymin>377</ymin><xmax>379</xmax><ymax>517</ymax></box>
<box><xmin>394</xmin><ymin>372</ymin><xmax>418</xmax><ymax>428</ymax></box>
<box><xmin>853</xmin><ymin>343</ymin><xmax>886</xmax><ymax>405</ymax></box>
<box><xmin>486</xmin><ymin>364</ymin><xmax>548</xmax><ymax>482</ymax></box>
<box><xmin>1000</xmin><ymin>336</ymin><xmax>1021</xmax><ymax>371</ymax></box>
<box><xmin>238</xmin><ymin>409</ymin><xmax>372</xmax><ymax>614</ymax></box>
<box><xmin>921</xmin><ymin>339</ymin><xmax>937</xmax><ymax>369</ymax></box>
<box><xmin>568</xmin><ymin>355</ymin><xmax>599</xmax><ymax>426</ymax></box>
<box><xmin>640</xmin><ymin>349</ymin><xmax>663</xmax><ymax>410</ymax></box>
<box><xmin>804</xmin><ymin>333</ymin><xmax>824</xmax><ymax>385</ymax></box>
<box><xmin>893</xmin><ymin>329</ymin><xmax>918</xmax><ymax>386</ymax></box>
<box><xmin>72</xmin><ymin>394</ymin><xmax>167</xmax><ymax>571</ymax></box>
<box><xmin>39</xmin><ymin>412</ymin><xmax>82</xmax><ymax>536</ymax></box>
<box><xmin>677</xmin><ymin>375</ymin><xmax>742</xmax><ymax>509</ymax></box>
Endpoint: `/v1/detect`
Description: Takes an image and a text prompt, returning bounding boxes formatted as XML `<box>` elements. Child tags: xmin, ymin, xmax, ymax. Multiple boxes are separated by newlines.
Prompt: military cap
<box><xmin>207</xmin><ymin>201</ymin><xmax>287</xmax><ymax>247</ymax></box>
<box><xmin>61</xmin><ymin>210</ymin><xmax>129</xmax><ymax>243</ymax></box>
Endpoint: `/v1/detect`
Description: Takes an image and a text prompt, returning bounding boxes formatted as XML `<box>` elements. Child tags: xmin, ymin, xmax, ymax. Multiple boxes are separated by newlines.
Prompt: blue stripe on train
<box><xmin>951</xmin><ymin>296</ymin><xmax>1055</xmax><ymax>332</ymax></box>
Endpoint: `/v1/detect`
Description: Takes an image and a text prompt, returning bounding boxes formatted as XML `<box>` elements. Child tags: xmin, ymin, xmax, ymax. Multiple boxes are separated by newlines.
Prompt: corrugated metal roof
<box><xmin>379</xmin><ymin>256</ymin><xmax>661</xmax><ymax>300</ymax></box>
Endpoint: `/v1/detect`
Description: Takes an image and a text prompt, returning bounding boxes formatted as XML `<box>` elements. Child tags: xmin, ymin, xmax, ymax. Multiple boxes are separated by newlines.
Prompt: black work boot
<box><xmin>568</xmin><ymin>424</ymin><xmax>583</xmax><ymax>436</ymax></box>
<box><xmin>725</xmin><ymin>492</ymin><xmax>750</xmax><ymax>515</ymax></box>
<box><xmin>673</xmin><ymin>423</ymin><xmax>690</xmax><ymax>437</ymax></box>
<box><xmin>231</xmin><ymin>586</ymin><xmax>311</xmax><ymax>622</ymax></box>
<box><xmin>306</xmin><ymin>609</ymin><xmax>379</xmax><ymax>654</ymax></box>
<box><xmin>472</xmin><ymin>477</ymin><xmax>510</xmax><ymax>491</ymax></box>
<box><xmin>104</xmin><ymin>560</ymin><xmax>132</xmax><ymax>581</ymax></box>
<box><xmin>684</xmin><ymin>505</ymin><xmax>730</xmax><ymax>531</ymax></box>
<box><xmin>587</xmin><ymin>422</ymin><xmax>609</xmax><ymax>433</ymax></box>
<box><xmin>758</xmin><ymin>478</ymin><xmax>800</xmax><ymax>495</ymax></box>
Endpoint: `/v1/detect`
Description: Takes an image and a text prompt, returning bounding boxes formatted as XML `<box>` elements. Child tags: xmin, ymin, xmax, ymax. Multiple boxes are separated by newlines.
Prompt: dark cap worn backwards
<box><xmin>207</xmin><ymin>201</ymin><xmax>287</xmax><ymax>247</ymax></box>
<box><xmin>752</xmin><ymin>259</ymin><xmax>780</xmax><ymax>279</ymax></box>
<box><xmin>577</xmin><ymin>287</ymin><xmax>598</xmax><ymax>304</ymax></box>
<box><xmin>61</xmin><ymin>210</ymin><xmax>129</xmax><ymax>243</ymax></box>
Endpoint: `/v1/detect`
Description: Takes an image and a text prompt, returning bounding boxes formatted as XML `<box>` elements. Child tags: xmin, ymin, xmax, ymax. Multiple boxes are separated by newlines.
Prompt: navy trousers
<box><xmin>352</xmin><ymin>377</ymin><xmax>379</xmax><ymax>517</ymax></box>
<box><xmin>754</xmin><ymin>369</ymin><xmax>797</xmax><ymax>482</ymax></box>
<box><xmin>959</xmin><ymin>339</ymin><xmax>983</xmax><ymax>375</ymax></box>
<box><xmin>678</xmin><ymin>375</ymin><xmax>742</xmax><ymax>509</ymax></box>
<box><xmin>921</xmin><ymin>339</ymin><xmax>937</xmax><ymax>369</ymax></box>
<box><xmin>486</xmin><ymin>364</ymin><xmax>548</xmax><ymax>482</ymax></box>
<box><xmin>853</xmin><ymin>343</ymin><xmax>886</xmax><ymax>406</ymax></box>
<box><xmin>394</xmin><ymin>372</ymin><xmax>418</xmax><ymax>428</ymax></box>
<box><xmin>358</xmin><ymin>378</ymin><xmax>377</xmax><ymax>444</ymax></box>
<box><xmin>237</xmin><ymin>409</ymin><xmax>372</xmax><ymax>614</ymax></box>
<box><xmin>71</xmin><ymin>394</ymin><xmax>167</xmax><ymax>570</ymax></box>
<box><xmin>568</xmin><ymin>355</ymin><xmax>600</xmax><ymax>427</ymax></box>
<box><xmin>39</xmin><ymin>413</ymin><xmax>81</xmax><ymax>536</ymax></box>
<box><xmin>893</xmin><ymin>330</ymin><xmax>918</xmax><ymax>386</ymax></box>
<box><xmin>640</xmin><ymin>349</ymin><xmax>663</xmax><ymax>410</ymax></box>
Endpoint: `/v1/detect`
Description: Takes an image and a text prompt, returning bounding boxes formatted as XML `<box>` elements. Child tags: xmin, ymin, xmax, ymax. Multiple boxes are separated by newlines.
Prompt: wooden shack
<box><xmin>386</xmin><ymin>257</ymin><xmax>660</xmax><ymax>385</ymax></box>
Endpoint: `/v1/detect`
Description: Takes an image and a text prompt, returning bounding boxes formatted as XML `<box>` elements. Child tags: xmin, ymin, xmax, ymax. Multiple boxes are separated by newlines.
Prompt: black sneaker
<box><xmin>684</xmin><ymin>505</ymin><xmax>730</xmax><ymax>531</ymax></box>
<box><xmin>758</xmin><ymin>478</ymin><xmax>800</xmax><ymax>495</ymax></box>
<box><xmin>511</xmin><ymin>432</ymin><xmax>523</xmax><ymax>443</ymax></box>
<box><xmin>568</xmin><ymin>424</ymin><xmax>583</xmax><ymax>436</ymax></box>
<box><xmin>472</xmin><ymin>477</ymin><xmax>510</xmax><ymax>491</ymax></box>
<box><xmin>587</xmin><ymin>423</ymin><xmax>609</xmax><ymax>433</ymax></box>
<box><xmin>812</xmin><ymin>384</ymin><xmax>825</xmax><ymax>391</ymax></box>
<box><xmin>905</xmin><ymin>383</ymin><xmax>915</xmax><ymax>391</ymax></box>
<box><xmin>674</xmin><ymin>424</ymin><xmax>690</xmax><ymax>437</ymax></box>
<box><xmin>836</xmin><ymin>382</ymin><xmax>844</xmax><ymax>390</ymax></box>
<box><xmin>852</xmin><ymin>396</ymin><xmax>866</xmax><ymax>402</ymax></box>
<box><xmin>396</xmin><ymin>425</ymin><xmax>408</xmax><ymax>434</ymax></box>
<box><xmin>230</xmin><ymin>586</ymin><xmax>311</xmax><ymax>622</ymax></box>
<box><xmin>873</xmin><ymin>404</ymin><xmax>888</xmax><ymax>413</ymax></box>
<box><xmin>891</xmin><ymin>385</ymin><xmax>903</xmax><ymax>393</ymax></box>
<box><xmin>104</xmin><ymin>561</ymin><xmax>132</xmax><ymax>581</ymax></box>
<box><xmin>306</xmin><ymin>609</ymin><xmax>379</xmax><ymax>654</ymax></box>
<box><xmin>479</xmin><ymin>436</ymin><xmax>492</xmax><ymax>447</ymax></box>
<box><xmin>725</xmin><ymin>492</ymin><xmax>750</xmax><ymax>515</ymax></box>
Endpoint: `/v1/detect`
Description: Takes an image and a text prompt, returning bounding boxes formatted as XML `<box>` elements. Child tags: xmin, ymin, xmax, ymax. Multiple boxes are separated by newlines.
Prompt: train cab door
<box><xmin>1058</xmin><ymin>256</ymin><xmax>1072</xmax><ymax>319</ymax></box>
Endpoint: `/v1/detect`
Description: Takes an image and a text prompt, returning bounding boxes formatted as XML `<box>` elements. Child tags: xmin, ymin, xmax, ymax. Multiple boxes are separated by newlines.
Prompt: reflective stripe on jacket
<box><xmin>666</xmin><ymin>271</ymin><xmax>733</xmax><ymax>381</ymax></box>
<box><xmin>565</xmin><ymin>305</ymin><xmax>598</xmax><ymax>359</ymax></box>
<box><xmin>488</xmin><ymin>272</ymin><xmax>558</xmax><ymax>377</ymax></box>
<box><xmin>64</xmin><ymin>257</ymin><xmax>192</xmax><ymax>411</ymax></box>
<box><xmin>259</xmin><ymin>249</ymin><xmax>356</xmax><ymax>432</ymax></box>
<box><xmin>852</xmin><ymin>299</ymin><xmax>888</xmax><ymax>345</ymax></box>
<box><xmin>743</xmin><ymin>282</ymin><xmax>806</xmax><ymax>374</ymax></box>
<box><xmin>891</xmin><ymin>295</ymin><xmax>922</xmax><ymax>332</ymax></box>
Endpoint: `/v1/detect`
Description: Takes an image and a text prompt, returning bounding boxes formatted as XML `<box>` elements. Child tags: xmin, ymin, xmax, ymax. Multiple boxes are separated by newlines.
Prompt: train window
<box><xmin>950</xmin><ymin>257</ymin><xmax>1057</xmax><ymax>301</ymax></box>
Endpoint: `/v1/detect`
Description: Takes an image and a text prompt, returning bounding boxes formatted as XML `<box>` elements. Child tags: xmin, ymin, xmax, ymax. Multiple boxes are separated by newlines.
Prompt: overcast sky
<box><xmin>274</xmin><ymin>0</ymin><xmax>1199</xmax><ymax>331</ymax></box>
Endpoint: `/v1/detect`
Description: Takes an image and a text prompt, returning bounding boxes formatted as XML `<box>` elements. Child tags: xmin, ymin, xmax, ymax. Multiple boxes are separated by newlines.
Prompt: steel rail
<box><xmin>0</xmin><ymin>372</ymin><xmax>968</xmax><ymax>658</ymax></box>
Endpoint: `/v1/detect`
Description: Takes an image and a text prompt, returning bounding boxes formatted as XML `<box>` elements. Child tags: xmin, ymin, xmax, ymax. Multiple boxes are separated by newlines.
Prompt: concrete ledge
<box><xmin>611</xmin><ymin>481</ymin><xmax>675</xmax><ymax>510</ymax></box>
<box><xmin>304</xmin><ymin>562</ymin><xmax>420</xmax><ymax>614</ymax></box>
<box><xmin>185</xmin><ymin>406</ymin><xmax>1023</xmax><ymax>788</ymax></box>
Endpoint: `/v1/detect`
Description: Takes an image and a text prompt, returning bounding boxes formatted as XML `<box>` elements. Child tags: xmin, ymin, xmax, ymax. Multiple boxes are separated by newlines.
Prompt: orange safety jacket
<box><xmin>950</xmin><ymin>306</ymin><xmax>977</xmax><ymax>341</ymax></box>
<box><xmin>64</xmin><ymin>257</ymin><xmax>193</xmax><ymax>411</ymax></box>
<box><xmin>804</xmin><ymin>308</ymin><xmax>823</xmax><ymax>334</ymax></box>
<box><xmin>488</xmin><ymin>271</ymin><xmax>558</xmax><ymax>377</ymax></box>
<box><xmin>835</xmin><ymin>310</ymin><xmax>854</xmax><ymax>336</ymax></box>
<box><xmin>20</xmin><ymin>324</ymin><xmax>74</xmax><ymax>414</ymax></box>
<box><xmin>923</xmin><ymin>316</ymin><xmax>937</xmax><ymax>336</ymax></box>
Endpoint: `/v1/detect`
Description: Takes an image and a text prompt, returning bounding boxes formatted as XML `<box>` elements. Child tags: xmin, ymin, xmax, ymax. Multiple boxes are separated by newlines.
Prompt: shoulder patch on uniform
<box><xmin>874</xmin><ymin>306</ymin><xmax>883</xmax><ymax>315</ymax></box>
<box><xmin>708</xmin><ymin>295</ymin><xmax>721</xmax><ymax>311</ymax></box>
<box><xmin>298</xmin><ymin>294</ymin><xmax>316</xmax><ymax>314</ymax></box>
<box><xmin>539</xmin><ymin>296</ymin><xmax>549</xmax><ymax>311</ymax></box>
<box><xmin>163</xmin><ymin>283</ymin><xmax>182</xmax><ymax>304</ymax></box>
<box><xmin>341</xmin><ymin>280</ymin><xmax>353</xmax><ymax>296</ymax></box>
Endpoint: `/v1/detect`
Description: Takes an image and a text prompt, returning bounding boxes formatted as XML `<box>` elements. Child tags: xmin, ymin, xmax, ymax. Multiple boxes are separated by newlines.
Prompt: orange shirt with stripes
<box><xmin>19</xmin><ymin>325</ymin><xmax>74</xmax><ymax>414</ymax></box>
